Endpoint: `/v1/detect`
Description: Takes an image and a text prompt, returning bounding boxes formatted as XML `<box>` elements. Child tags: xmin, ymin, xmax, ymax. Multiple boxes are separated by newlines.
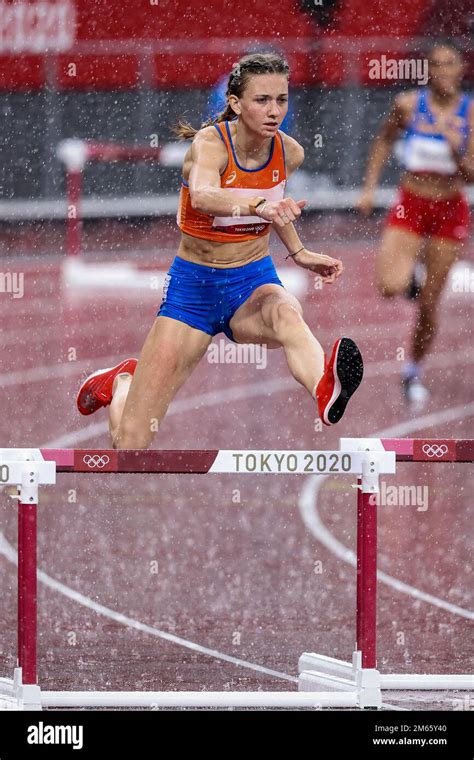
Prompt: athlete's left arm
<box><xmin>272</xmin><ymin>135</ymin><xmax>343</xmax><ymax>283</ymax></box>
<box><xmin>447</xmin><ymin>101</ymin><xmax>474</xmax><ymax>183</ymax></box>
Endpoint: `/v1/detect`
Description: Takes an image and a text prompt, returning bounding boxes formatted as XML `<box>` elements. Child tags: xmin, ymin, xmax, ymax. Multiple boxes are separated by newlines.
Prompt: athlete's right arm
<box><xmin>357</xmin><ymin>92</ymin><xmax>414</xmax><ymax>216</ymax></box>
<box><xmin>189</xmin><ymin>128</ymin><xmax>264</xmax><ymax>217</ymax></box>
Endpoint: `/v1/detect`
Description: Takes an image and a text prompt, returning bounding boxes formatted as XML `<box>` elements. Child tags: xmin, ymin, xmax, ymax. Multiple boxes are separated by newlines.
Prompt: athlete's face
<box><xmin>233</xmin><ymin>74</ymin><xmax>289</xmax><ymax>135</ymax></box>
<box><xmin>428</xmin><ymin>46</ymin><xmax>464</xmax><ymax>97</ymax></box>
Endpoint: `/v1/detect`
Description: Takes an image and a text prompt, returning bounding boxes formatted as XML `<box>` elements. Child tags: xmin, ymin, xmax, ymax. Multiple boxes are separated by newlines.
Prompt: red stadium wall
<box><xmin>1</xmin><ymin>0</ymin><xmax>471</xmax><ymax>91</ymax></box>
<box><xmin>0</xmin><ymin>0</ymin><xmax>317</xmax><ymax>90</ymax></box>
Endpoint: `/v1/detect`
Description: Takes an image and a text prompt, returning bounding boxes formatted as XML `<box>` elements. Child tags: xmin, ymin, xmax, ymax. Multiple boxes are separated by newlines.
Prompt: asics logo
<box><xmin>83</xmin><ymin>454</ymin><xmax>110</xmax><ymax>468</ymax></box>
<box><xmin>422</xmin><ymin>444</ymin><xmax>448</xmax><ymax>458</ymax></box>
<box><xmin>225</xmin><ymin>171</ymin><xmax>236</xmax><ymax>185</ymax></box>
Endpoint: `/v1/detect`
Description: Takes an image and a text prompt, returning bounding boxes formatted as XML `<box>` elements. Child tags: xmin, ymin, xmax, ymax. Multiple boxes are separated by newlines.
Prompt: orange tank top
<box><xmin>177</xmin><ymin>120</ymin><xmax>287</xmax><ymax>243</ymax></box>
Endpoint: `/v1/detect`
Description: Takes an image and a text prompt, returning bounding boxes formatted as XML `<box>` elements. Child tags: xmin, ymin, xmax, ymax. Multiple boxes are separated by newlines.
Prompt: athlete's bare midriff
<box><xmin>401</xmin><ymin>170</ymin><xmax>464</xmax><ymax>200</ymax></box>
<box><xmin>177</xmin><ymin>232</ymin><xmax>270</xmax><ymax>268</ymax></box>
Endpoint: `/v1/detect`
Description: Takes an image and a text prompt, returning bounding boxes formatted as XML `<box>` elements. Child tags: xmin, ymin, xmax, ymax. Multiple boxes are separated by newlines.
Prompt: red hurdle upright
<box><xmin>17</xmin><ymin>498</ymin><xmax>37</xmax><ymax>686</ymax></box>
<box><xmin>57</xmin><ymin>139</ymin><xmax>164</xmax><ymax>260</ymax></box>
<box><xmin>357</xmin><ymin>481</ymin><xmax>377</xmax><ymax>670</ymax></box>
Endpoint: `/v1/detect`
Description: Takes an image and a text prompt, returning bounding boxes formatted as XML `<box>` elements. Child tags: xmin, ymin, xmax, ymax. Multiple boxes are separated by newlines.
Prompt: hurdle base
<box><xmin>298</xmin><ymin>651</ymin><xmax>382</xmax><ymax>709</ymax></box>
<box><xmin>3</xmin><ymin>660</ymin><xmax>469</xmax><ymax>710</ymax></box>
<box><xmin>40</xmin><ymin>690</ymin><xmax>359</xmax><ymax>709</ymax></box>
<box><xmin>0</xmin><ymin>668</ymin><xmax>42</xmax><ymax>711</ymax></box>
<box><xmin>298</xmin><ymin>652</ymin><xmax>473</xmax><ymax>698</ymax></box>
<box><xmin>0</xmin><ymin>664</ymin><xmax>363</xmax><ymax>710</ymax></box>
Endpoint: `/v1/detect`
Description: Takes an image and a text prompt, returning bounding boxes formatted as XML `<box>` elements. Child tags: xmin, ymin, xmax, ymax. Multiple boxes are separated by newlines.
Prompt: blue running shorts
<box><xmin>157</xmin><ymin>255</ymin><xmax>284</xmax><ymax>342</ymax></box>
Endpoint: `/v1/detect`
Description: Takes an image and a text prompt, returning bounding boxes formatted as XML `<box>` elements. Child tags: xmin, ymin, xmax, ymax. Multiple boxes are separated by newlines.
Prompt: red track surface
<box><xmin>0</xmin><ymin>218</ymin><xmax>473</xmax><ymax>709</ymax></box>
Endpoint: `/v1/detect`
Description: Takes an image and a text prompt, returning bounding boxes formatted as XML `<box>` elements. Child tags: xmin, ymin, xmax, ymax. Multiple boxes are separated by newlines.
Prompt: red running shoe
<box><xmin>316</xmin><ymin>338</ymin><xmax>363</xmax><ymax>426</ymax></box>
<box><xmin>76</xmin><ymin>358</ymin><xmax>137</xmax><ymax>416</ymax></box>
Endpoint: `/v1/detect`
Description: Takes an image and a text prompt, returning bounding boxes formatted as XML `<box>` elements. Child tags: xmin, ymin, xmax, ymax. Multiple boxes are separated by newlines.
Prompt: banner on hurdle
<box><xmin>0</xmin><ymin>438</ymin><xmax>472</xmax><ymax>710</ymax></box>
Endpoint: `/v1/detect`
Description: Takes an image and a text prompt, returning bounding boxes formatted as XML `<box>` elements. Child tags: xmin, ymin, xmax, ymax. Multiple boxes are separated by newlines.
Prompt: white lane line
<box><xmin>298</xmin><ymin>402</ymin><xmax>474</xmax><ymax>621</ymax></box>
<box><xmin>1</xmin><ymin>310</ymin><xmax>468</xmax><ymax>348</ymax></box>
<box><xmin>1</xmin><ymin>316</ymin><xmax>150</xmax><ymax>347</ymax></box>
<box><xmin>0</xmin><ymin>354</ymin><xmax>123</xmax><ymax>388</ymax></box>
<box><xmin>44</xmin><ymin>347</ymin><xmax>474</xmax><ymax>448</ymax></box>
<box><xmin>363</xmin><ymin>401</ymin><xmax>474</xmax><ymax>438</ymax></box>
<box><xmin>0</xmin><ymin>533</ymin><xmax>297</xmax><ymax>684</ymax></box>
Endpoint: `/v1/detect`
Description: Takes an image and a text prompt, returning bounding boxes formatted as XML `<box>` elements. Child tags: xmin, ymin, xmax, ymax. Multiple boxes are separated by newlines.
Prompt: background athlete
<box><xmin>77</xmin><ymin>53</ymin><xmax>363</xmax><ymax>448</ymax></box>
<box><xmin>358</xmin><ymin>40</ymin><xmax>473</xmax><ymax>404</ymax></box>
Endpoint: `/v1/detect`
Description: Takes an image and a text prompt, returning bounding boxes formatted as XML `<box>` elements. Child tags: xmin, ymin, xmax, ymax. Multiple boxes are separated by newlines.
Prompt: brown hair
<box><xmin>427</xmin><ymin>38</ymin><xmax>464</xmax><ymax>58</ymax></box>
<box><xmin>170</xmin><ymin>52</ymin><xmax>290</xmax><ymax>141</ymax></box>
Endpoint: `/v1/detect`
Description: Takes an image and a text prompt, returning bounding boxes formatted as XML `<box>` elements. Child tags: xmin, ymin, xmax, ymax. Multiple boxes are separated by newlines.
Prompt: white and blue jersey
<box><xmin>401</xmin><ymin>89</ymin><xmax>471</xmax><ymax>175</ymax></box>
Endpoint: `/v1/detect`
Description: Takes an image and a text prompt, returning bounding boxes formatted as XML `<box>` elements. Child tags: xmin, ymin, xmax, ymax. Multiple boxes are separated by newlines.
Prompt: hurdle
<box><xmin>0</xmin><ymin>439</ymin><xmax>472</xmax><ymax>710</ymax></box>
<box><xmin>56</xmin><ymin>138</ymin><xmax>170</xmax><ymax>292</ymax></box>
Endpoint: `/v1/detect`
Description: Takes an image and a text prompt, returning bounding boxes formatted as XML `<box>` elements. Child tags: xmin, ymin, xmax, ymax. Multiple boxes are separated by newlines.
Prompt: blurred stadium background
<box><xmin>0</xmin><ymin>0</ymin><xmax>473</xmax><ymax>255</ymax></box>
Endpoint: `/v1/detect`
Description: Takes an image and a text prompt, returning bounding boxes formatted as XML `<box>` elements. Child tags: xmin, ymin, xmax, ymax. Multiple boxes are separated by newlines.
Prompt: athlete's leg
<box><xmin>228</xmin><ymin>283</ymin><xmax>325</xmax><ymax>397</ymax></box>
<box><xmin>375</xmin><ymin>227</ymin><xmax>424</xmax><ymax>297</ymax></box>
<box><xmin>411</xmin><ymin>235</ymin><xmax>460</xmax><ymax>363</ymax></box>
<box><xmin>110</xmin><ymin>316</ymin><xmax>212</xmax><ymax>449</ymax></box>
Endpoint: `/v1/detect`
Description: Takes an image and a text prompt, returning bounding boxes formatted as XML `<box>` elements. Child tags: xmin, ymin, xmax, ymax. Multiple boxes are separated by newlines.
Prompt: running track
<box><xmin>0</xmin><ymin>218</ymin><xmax>472</xmax><ymax>709</ymax></box>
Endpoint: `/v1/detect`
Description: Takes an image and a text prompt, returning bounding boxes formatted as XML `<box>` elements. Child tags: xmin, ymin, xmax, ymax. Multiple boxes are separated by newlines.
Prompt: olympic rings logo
<box><xmin>422</xmin><ymin>444</ymin><xmax>448</xmax><ymax>458</ymax></box>
<box><xmin>82</xmin><ymin>454</ymin><xmax>110</xmax><ymax>469</ymax></box>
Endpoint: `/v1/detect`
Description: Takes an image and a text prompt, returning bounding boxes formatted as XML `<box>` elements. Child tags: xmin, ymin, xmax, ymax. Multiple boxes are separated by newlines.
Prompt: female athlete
<box><xmin>358</xmin><ymin>41</ymin><xmax>472</xmax><ymax>403</ymax></box>
<box><xmin>77</xmin><ymin>53</ymin><xmax>364</xmax><ymax>448</ymax></box>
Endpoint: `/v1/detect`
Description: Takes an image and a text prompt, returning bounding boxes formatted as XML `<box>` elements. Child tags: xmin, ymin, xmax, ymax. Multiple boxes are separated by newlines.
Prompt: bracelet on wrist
<box><xmin>285</xmin><ymin>246</ymin><xmax>304</xmax><ymax>260</ymax></box>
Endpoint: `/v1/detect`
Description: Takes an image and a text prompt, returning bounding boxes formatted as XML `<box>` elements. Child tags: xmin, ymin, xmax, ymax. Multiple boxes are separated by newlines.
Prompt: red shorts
<box><xmin>386</xmin><ymin>187</ymin><xmax>470</xmax><ymax>243</ymax></box>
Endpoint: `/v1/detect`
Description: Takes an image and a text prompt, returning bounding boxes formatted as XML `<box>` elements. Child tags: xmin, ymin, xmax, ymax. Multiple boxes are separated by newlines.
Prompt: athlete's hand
<box><xmin>258</xmin><ymin>197</ymin><xmax>307</xmax><ymax>227</ymax></box>
<box><xmin>356</xmin><ymin>188</ymin><xmax>375</xmax><ymax>216</ymax></box>
<box><xmin>292</xmin><ymin>249</ymin><xmax>343</xmax><ymax>283</ymax></box>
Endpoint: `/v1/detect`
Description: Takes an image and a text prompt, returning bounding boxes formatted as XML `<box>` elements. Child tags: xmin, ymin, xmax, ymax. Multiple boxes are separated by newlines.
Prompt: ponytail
<box><xmin>170</xmin><ymin>103</ymin><xmax>236</xmax><ymax>141</ymax></box>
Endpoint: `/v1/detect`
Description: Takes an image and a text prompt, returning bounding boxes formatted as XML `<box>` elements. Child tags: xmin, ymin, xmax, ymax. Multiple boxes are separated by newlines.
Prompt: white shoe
<box><xmin>401</xmin><ymin>375</ymin><xmax>430</xmax><ymax>405</ymax></box>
